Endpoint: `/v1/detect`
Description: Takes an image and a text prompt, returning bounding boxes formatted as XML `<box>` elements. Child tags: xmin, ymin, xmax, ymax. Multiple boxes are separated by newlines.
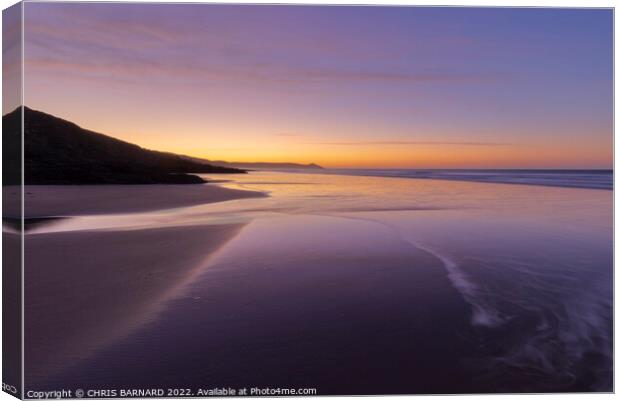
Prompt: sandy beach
<box><xmin>33</xmin><ymin>215</ymin><xmax>481</xmax><ymax>394</ymax></box>
<box><xmin>3</xmin><ymin>183</ymin><xmax>265</xmax><ymax>218</ymax></box>
<box><xmin>21</xmin><ymin>182</ymin><xmax>265</xmax><ymax>385</ymax></box>
<box><xmin>20</xmin><ymin>171</ymin><xmax>613</xmax><ymax>393</ymax></box>
<box><xmin>25</xmin><ymin>223</ymin><xmax>245</xmax><ymax>385</ymax></box>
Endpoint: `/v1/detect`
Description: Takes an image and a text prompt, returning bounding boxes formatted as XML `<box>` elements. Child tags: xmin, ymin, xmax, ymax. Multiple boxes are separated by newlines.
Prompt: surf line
<box><xmin>311</xmin><ymin>211</ymin><xmax>506</xmax><ymax>329</ymax></box>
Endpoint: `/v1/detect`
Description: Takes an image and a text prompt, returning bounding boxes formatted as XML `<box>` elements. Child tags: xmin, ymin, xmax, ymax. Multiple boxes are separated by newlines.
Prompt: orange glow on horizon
<box><xmin>20</xmin><ymin>104</ymin><xmax>610</xmax><ymax>170</ymax></box>
<box><xmin>112</xmin><ymin>127</ymin><xmax>612</xmax><ymax>169</ymax></box>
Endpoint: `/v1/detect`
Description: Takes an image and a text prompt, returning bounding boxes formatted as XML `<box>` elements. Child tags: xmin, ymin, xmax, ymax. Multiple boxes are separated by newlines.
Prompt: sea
<box><xmin>288</xmin><ymin>168</ymin><xmax>613</xmax><ymax>190</ymax></box>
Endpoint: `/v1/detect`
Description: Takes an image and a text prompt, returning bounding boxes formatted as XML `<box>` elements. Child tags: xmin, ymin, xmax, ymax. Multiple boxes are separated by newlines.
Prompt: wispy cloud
<box><xmin>26</xmin><ymin>54</ymin><xmax>500</xmax><ymax>87</ymax></box>
<box><xmin>307</xmin><ymin>140</ymin><xmax>512</xmax><ymax>146</ymax></box>
<box><xmin>280</xmin><ymin>70</ymin><xmax>496</xmax><ymax>83</ymax></box>
<box><xmin>24</xmin><ymin>5</ymin><xmax>503</xmax><ymax>88</ymax></box>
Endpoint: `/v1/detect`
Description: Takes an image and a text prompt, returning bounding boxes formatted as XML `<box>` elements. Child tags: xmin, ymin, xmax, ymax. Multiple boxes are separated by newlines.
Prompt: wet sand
<box><xmin>37</xmin><ymin>215</ymin><xmax>486</xmax><ymax>394</ymax></box>
<box><xmin>20</xmin><ymin>171</ymin><xmax>612</xmax><ymax>393</ymax></box>
<box><xmin>25</xmin><ymin>223</ymin><xmax>245</xmax><ymax>386</ymax></box>
<box><xmin>3</xmin><ymin>184</ymin><xmax>265</xmax><ymax>218</ymax></box>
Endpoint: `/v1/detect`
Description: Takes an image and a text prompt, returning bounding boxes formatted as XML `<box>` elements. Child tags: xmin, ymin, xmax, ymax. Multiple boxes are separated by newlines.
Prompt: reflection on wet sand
<box><xmin>43</xmin><ymin>215</ymin><xmax>481</xmax><ymax>394</ymax></box>
<box><xmin>24</xmin><ymin>171</ymin><xmax>613</xmax><ymax>393</ymax></box>
<box><xmin>25</xmin><ymin>223</ymin><xmax>245</xmax><ymax>386</ymax></box>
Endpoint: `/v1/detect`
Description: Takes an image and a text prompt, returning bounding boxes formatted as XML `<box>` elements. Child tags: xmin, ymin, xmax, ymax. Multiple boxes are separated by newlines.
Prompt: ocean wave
<box><xmin>315</xmin><ymin>169</ymin><xmax>613</xmax><ymax>190</ymax></box>
<box><xmin>415</xmin><ymin>248</ymin><xmax>613</xmax><ymax>391</ymax></box>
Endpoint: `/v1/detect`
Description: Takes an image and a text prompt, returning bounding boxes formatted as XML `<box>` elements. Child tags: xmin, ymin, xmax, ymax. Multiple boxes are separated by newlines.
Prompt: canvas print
<box><xmin>2</xmin><ymin>2</ymin><xmax>613</xmax><ymax>397</ymax></box>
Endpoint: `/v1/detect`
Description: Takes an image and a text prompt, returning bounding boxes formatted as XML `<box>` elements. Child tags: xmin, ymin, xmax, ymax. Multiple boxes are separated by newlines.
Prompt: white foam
<box><xmin>406</xmin><ymin>241</ymin><xmax>505</xmax><ymax>328</ymax></box>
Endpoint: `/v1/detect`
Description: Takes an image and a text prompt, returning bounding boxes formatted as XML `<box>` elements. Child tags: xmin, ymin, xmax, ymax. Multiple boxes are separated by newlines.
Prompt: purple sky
<box><xmin>17</xmin><ymin>3</ymin><xmax>613</xmax><ymax>168</ymax></box>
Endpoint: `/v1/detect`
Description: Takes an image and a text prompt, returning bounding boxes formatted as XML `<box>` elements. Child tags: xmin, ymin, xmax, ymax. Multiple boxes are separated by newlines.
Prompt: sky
<box><xmin>16</xmin><ymin>3</ymin><xmax>613</xmax><ymax>168</ymax></box>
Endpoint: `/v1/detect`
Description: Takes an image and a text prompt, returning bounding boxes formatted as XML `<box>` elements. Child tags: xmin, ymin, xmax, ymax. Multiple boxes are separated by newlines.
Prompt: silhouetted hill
<box><xmin>2</xmin><ymin>107</ymin><xmax>246</xmax><ymax>185</ymax></box>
